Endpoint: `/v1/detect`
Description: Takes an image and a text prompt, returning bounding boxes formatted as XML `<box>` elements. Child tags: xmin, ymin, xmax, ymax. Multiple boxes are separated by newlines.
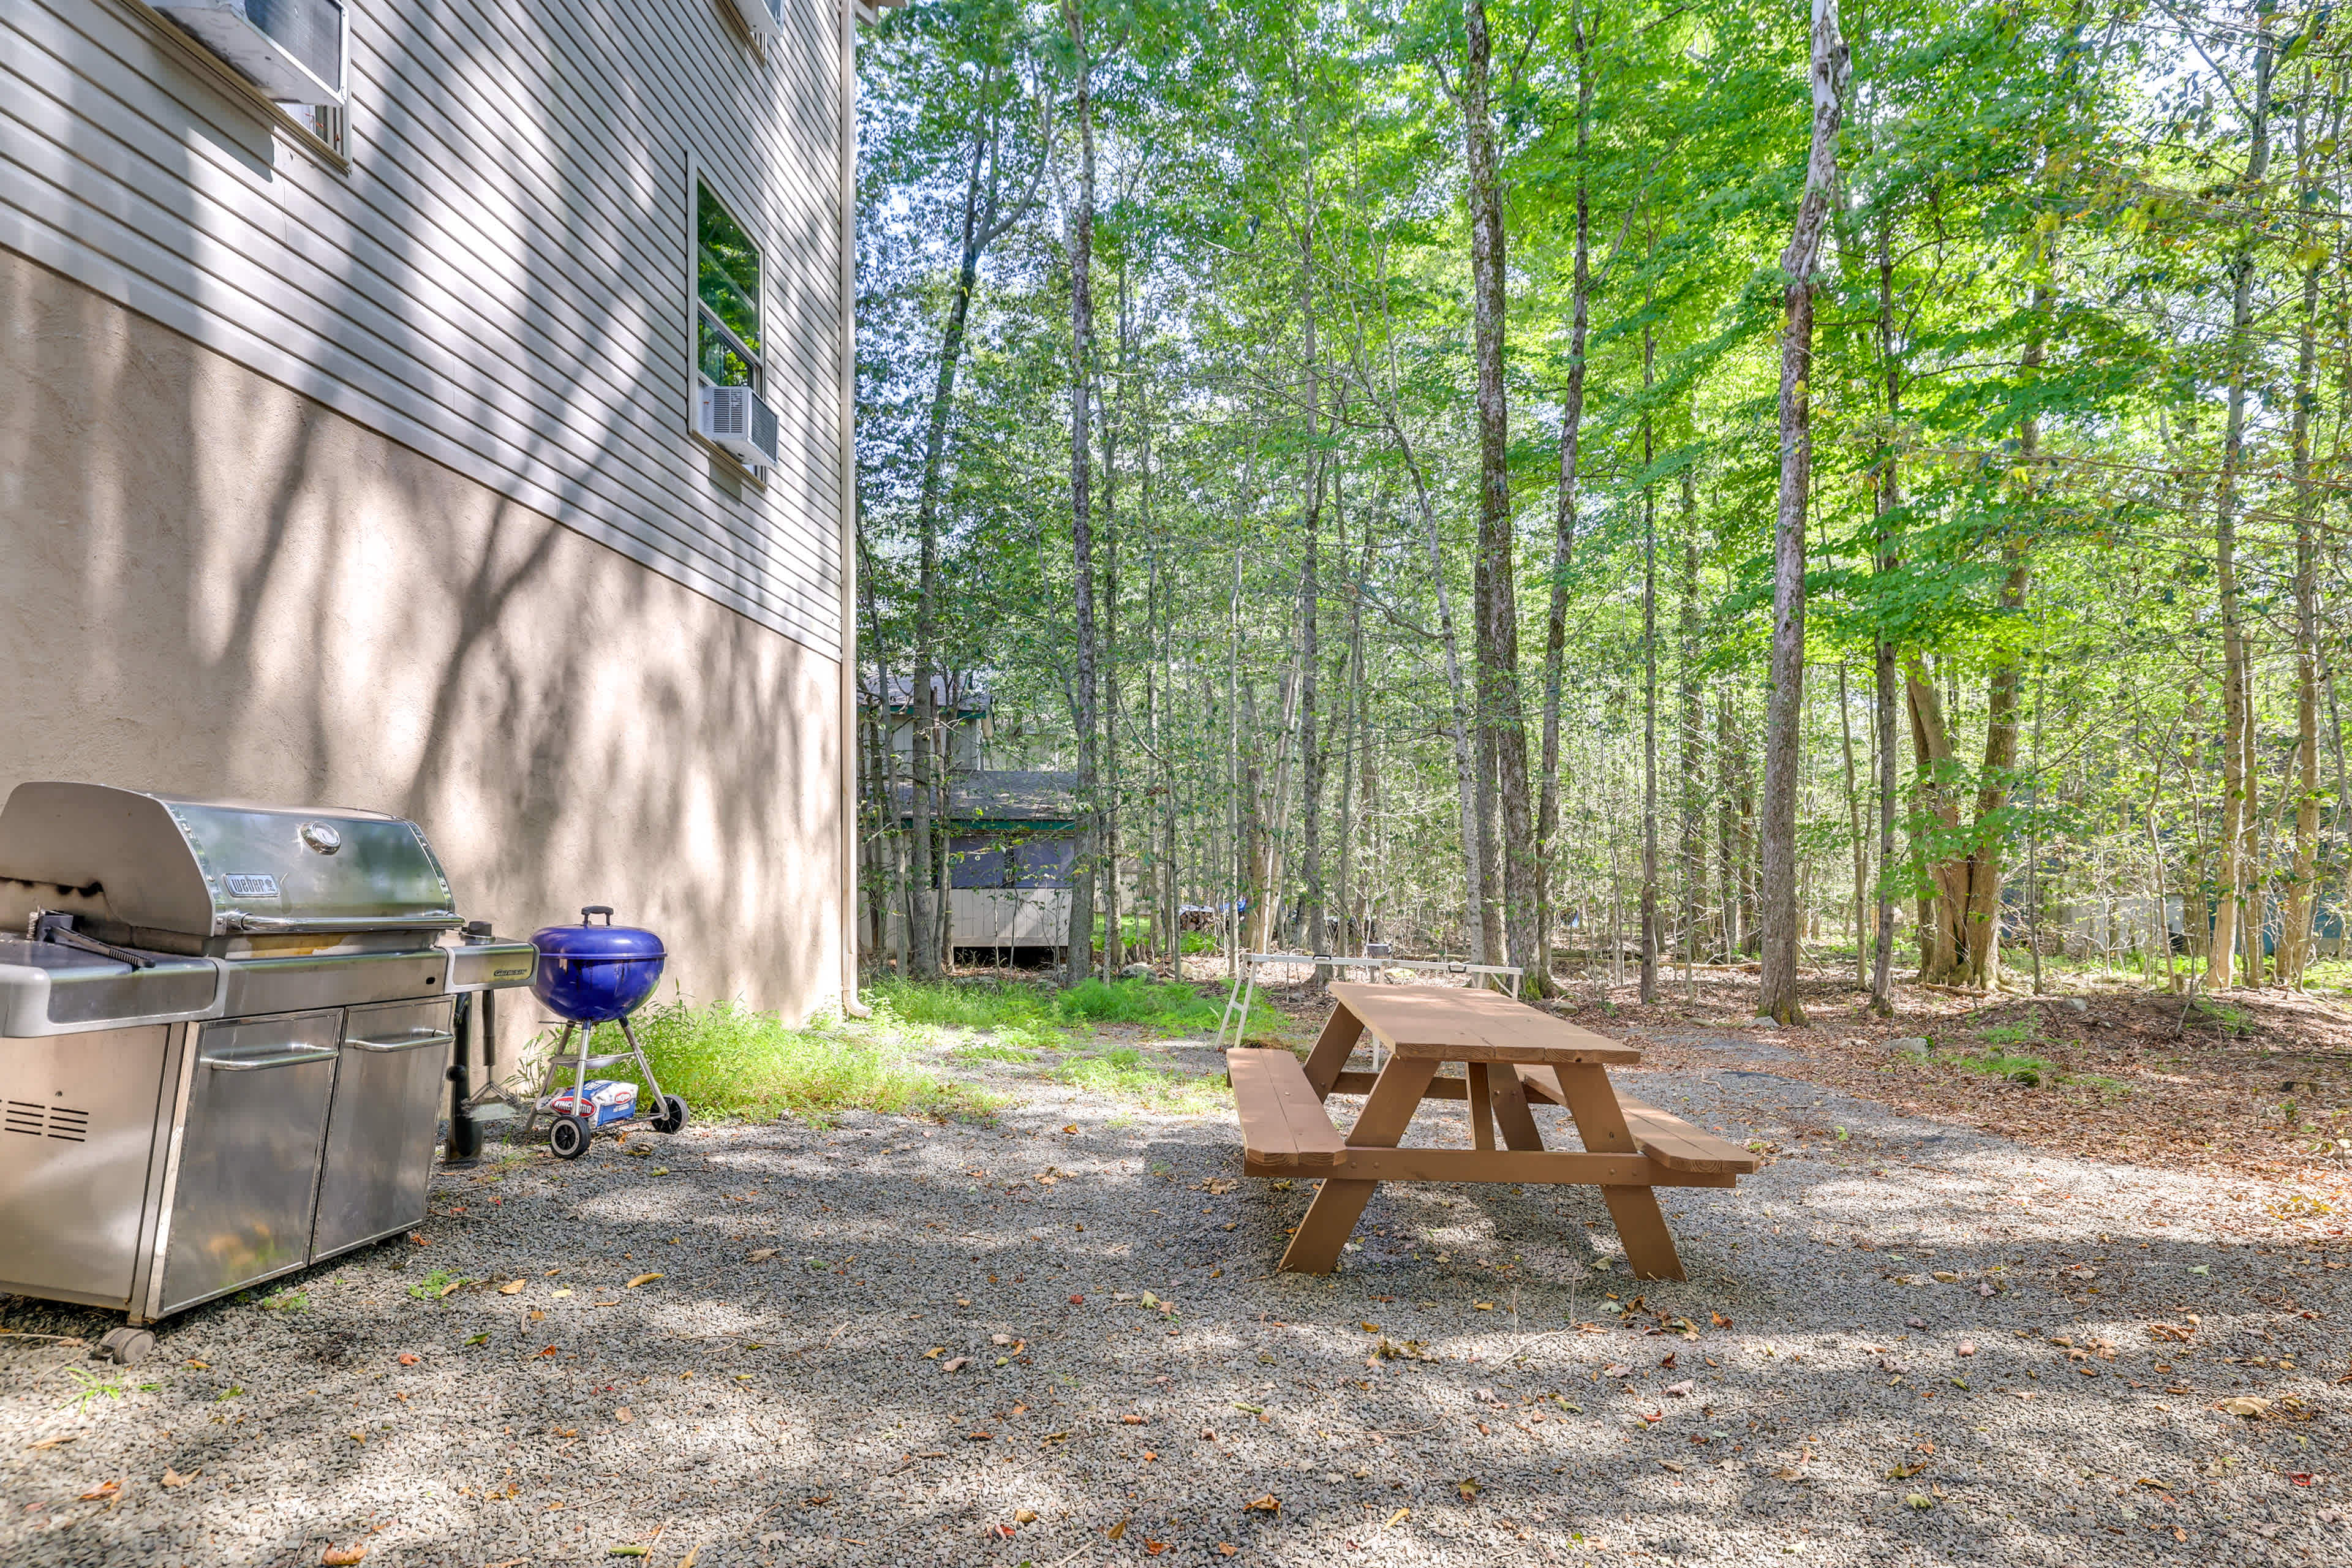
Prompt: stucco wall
<box><xmin>0</xmin><ymin>247</ymin><xmax>844</xmax><ymax>1031</ymax></box>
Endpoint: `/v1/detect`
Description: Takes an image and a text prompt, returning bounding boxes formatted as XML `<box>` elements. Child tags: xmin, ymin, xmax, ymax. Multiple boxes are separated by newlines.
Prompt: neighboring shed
<box><xmin>892</xmin><ymin>770</ymin><xmax>1077</xmax><ymax>956</ymax></box>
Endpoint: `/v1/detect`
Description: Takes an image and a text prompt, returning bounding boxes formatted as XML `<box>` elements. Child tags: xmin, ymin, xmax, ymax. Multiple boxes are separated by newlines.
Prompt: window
<box><xmin>695</xmin><ymin>181</ymin><xmax>763</xmax><ymax>392</ymax></box>
<box><xmin>276</xmin><ymin>101</ymin><xmax>347</xmax><ymax>157</ymax></box>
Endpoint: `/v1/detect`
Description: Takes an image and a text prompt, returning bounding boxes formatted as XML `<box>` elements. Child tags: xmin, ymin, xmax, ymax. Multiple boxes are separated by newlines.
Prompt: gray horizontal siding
<box><xmin>0</xmin><ymin>0</ymin><xmax>847</xmax><ymax>658</ymax></box>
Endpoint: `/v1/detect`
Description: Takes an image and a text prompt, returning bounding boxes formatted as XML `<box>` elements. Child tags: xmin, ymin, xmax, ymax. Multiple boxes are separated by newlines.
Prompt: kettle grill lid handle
<box><xmin>581</xmin><ymin>905</ymin><xmax>614</xmax><ymax>924</ymax></box>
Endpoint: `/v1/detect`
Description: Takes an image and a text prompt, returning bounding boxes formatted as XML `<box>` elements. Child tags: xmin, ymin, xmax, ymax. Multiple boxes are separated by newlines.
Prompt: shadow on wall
<box><xmin>0</xmin><ymin>246</ymin><xmax>840</xmax><ymax>1025</ymax></box>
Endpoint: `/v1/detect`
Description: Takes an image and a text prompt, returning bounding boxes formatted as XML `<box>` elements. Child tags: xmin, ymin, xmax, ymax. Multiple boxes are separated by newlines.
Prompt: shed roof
<box><xmin>894</xmin><ymin>769</ymin><xmax>1077</xmax><ymax>827</ymax></box>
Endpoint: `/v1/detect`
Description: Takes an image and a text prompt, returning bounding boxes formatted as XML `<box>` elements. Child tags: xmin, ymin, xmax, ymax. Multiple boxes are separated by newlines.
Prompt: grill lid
<box><xmin>0</xmin><ymin>783</ymin><xmax>460</xmax><ymax>951</ymax></box>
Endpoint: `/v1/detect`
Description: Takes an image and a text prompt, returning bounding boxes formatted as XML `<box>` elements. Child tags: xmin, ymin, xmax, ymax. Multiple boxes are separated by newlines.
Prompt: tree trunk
<box><xmin>1756</xmin><ymin>0</ymin><xmax>1849</xmax><ymax>1025</ymax></box>
<box><xmin>1678</xmin><ymin>478</ymin><xmax>1704</xmax><ymax>999</ymax></box>
<box><xmin>1099</xmin><ymin>263</ymin><xmax>1126</xmax><ymax>981</ymax></box>
<box><xmin>1869</xmin><ymin>212</ymin><xmax>1902</xmax><ymax>1014</ymax></box>
<box><xmin>1063</xmin><ymin>0</ymin><xmax>1100</xmax><ymax>989</ymax></box>
<box><xmin>1536</xmin><ymin>0</ymin><xmax>1596</xmax><ymax>998</ymax></box>
<box><xmin>1461</xmin><ymin>0</ymin><xmax>1539</xmax><ymax>989</ymax></box>
<box><xmin>1639</xmin><ymin>307</ymin><xmax>1659</xmax><ymax>1004</ymax></box>
<box><xmin>2211</xmin><ymin>29</ymin><xmax>2274</xmax><ymax>990</ymax></box>
<box><xmin>2283</xmin><ymin>105</ymin><xmax>2326</xmax><ymax>988</ymax></box>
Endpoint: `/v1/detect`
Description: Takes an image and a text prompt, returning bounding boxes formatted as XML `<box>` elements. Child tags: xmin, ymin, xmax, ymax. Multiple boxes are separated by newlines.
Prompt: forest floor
<box><xmin>5</xmin><ymin>973</ymin><xmax>2350</xmax><ymax>1566</ymax></box>
<box><xmin>1229</xmin><ymin>962</ymin><xmax>2352</xmax><ymax>1207</ymax></box>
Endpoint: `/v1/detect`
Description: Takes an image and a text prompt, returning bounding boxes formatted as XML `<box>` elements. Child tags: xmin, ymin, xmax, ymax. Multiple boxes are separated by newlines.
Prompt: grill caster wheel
<box><xmin>651</xmin><ymin>1095</ymin><xmax>688</xmax><ymax>1136</ymax></box>
<box><xmin>98</xmin><ymin>1327</ymin><xmax>156</xmax><ymax>1366</ymax></box>
<box><xmin>549</xmin><ymin>1114</ymin><xmax>595</xmax><ymax>1160</ymax></box>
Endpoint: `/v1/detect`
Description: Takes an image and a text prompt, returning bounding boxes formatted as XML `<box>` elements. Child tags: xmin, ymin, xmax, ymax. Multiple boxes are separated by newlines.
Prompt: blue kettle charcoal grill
<box><xmin>521</xmin><ymin>906</ymin><xmax>685</xmax><ymax>1159</ymax></box>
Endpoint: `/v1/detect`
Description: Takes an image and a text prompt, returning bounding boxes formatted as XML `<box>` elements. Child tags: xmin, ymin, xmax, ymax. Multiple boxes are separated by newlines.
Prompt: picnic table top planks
<box><xmin>1324</xmin><ymin>982</ymin><xmax>1643</xmax><ymax>1064</ymax></box>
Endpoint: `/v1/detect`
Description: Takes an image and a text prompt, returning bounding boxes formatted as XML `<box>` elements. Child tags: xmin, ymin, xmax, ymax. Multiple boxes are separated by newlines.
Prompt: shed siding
<box><xmin>0</xmin><ymin>0</ymin><xmax>845</xmax><ymax>656</ymax></box>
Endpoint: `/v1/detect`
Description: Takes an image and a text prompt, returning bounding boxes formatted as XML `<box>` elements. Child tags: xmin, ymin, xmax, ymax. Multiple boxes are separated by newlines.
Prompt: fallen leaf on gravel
<box><xmin>747</xmin><ymin>1250</ymin><xmax>778</xmax><ymax>1262</ymax></box>
<box><xmin>28</xmin><ymin>1436</ymin><xmax>74</xmax><ymax>1450</ymax></box>
<box><xmin>2148</xmin><ymin>1322</ymin><xmax>2195</xmax><ymax>1343</ymax></box>
<box><xmin>1659</xmin><ymin>1460</ymin><xmax>1685</xmax><ymax>1473</ymax></box>
<box><xmin>1245</xmin><ymin>1494</ymin><xmax>1282</xmax><ymax>1513</ymax></box>
<box><xmin>1121</xmin><ymin>1414</ymin><xmax>1147</xmax><ymax>1425</ymax></box>
<box><xmin>1108</xmin><ymin>1518</ymin><xmax>1130</xmax><ymax>1540</ymax></box>
<box><xmin>1887</xmin><ymin>1461</ymin><xmax>1927</xmax><ymax>1479</ymax></box>
<box><xmin>965</xmin><ymin>1431</ymin><xmax>992</xmax><ymax>1441</ymax></box>
<box><xmin>1217</xmin><ymin>1545</ymin><xmax>1239</xmax><ymax>1557</ymax></box>
<box><xmin>537</xmin><ymin>1346</ymin><xmax>559</xmax><ymax>1357</ymax></box>
<box><xmin>1710</xmin><ymin>1311</ymin><xmax>1733</xmax><ymax>1328</ymax></box>
<box><xmin>2290</xmin><ymin>1472</ymin><xmax>2315</xmax><ymax>1486</ymax></box>
<box><xmin>1663</xmin><ymin>1381</ymin><xmax>1694</xmax><ymax>1399</ymax></box>
<box><xmin>1659</xmin><ymin>1352</ymin><xmax>1678</xmax><ymax>1370</ymax></box>
<box><xmin>613</xmin><ymin>1407</ymin><xmax>633</xmax><ymax>1424</ymax></box>
<box><xmin>322</xmin><ymin>1548</ymin><xmax>367</xmax><ymax>1566</ymax></box>
<box><xmin>398</xmin><ymin>1354</ymin><xmax>420</xmax><ymax>1366</ymax></box>
<box><xmin>1604</xmin><ymin>1364</ymin><xmax>1632</xmax><ymax>1379</ymax></box>
<box><xmin>922</xmin><ymin>1344</ymin><xmax>944</xmax><ymax>1359</ymax></box>
<box><xmin>78</xmin><ymin>1481</ymin><xmax>119</xmax><ymax>1501</ymax></box>
<box><xmin>624</xmin><ymin>1273</ymin><xmax>663</xmax><ymax>1289</ymax></box>
<box><xmin>941</xmin><ymin>1357</ymin><xmax>970</xmax><ymax>1373</ymax></box>
<box><xmin>160</xmin><ymin>1468</ymin><xmax>194</xmax><ymax>1488</ymax></box>
<box><xmin>1472</xmin><ymin>1302</ymin><xmax>1494</xmax><ymax>1311</ymax></box>
<box><xmin>184</xmin><ymin>1360</ymin><xmax>209</xmax><ymax>1370</ymax></box>
<box><xmin>1905</xmin><ymin>1493</ymin><xmax>1934</xmax><ymax>1510</ymax></box>
<box><xmin>2135</xmin><ymin>1477</ymin><xmax>2174</xmax><ymax>1490</ymax></box>
<box><xmin>1143</xmin><ymin>1536</ymin><xmax>1170</xmax><ymax>1555</ymax></box>
<box><xmin>1773</xmin><ymin>1468</ymin><xmax>1803</xmax><ymax>1480</ymax></box>
<box><xmin>1016</xmin><ymin>1509</ymin><xmax>1038</xmax><ymax>1524</ymax></box>
<box><xmin>992</xmin><ymin>1333</ymin><xmax>1013</xmax><ymax>1346</ymax></box>
<box><xmin>1956</xmin><ymin>1341</ymin><xmax>1976</xmax><ymax>1357</ymax></box>
<box><xmin>1381</xmin><ymin>1508</ymin><xmax>1409</xmax><ymax>1531</ymax></box>
<box><xmin>1454</xmin><ymin>1479</ymin><xmax>1480</xmax><ymax>1501</ymax></box>
<box><xmin>2218</xmin><ymin>1396</ymin><xmax>2271</xmax><ymax>1418</ymax></box>
<box><xmin>499</xmin><ymin>1280</ymin><xmax>526</xmax><ymax>1295</ymax></box>
<box><xmin>435</xmin><ymin>1280</ymin><xmax>463</xmax><ymax>1299</ymax></box>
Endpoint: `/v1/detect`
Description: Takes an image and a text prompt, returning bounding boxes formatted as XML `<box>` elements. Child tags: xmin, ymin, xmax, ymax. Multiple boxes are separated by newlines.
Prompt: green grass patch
<box><xmin>1050</xmin><ymin>1046</ymin><xmax>1224</xmax><ymax>1114</ymax></box>
<box><xmin>586</xmin><ymin>997</ymin><xmax>1003</xmax><ymax>1126</ymax></box>
<box><xmin>1956</xmin><ymin>1050</ymin><xmax>2054</xmax><ymax>1087</ymax></box>
<box><xmin>1976</xmin><ymin>1023</ymin><xmax>2044</xmax><ymax>1047</ymax></box>
<box><xmin>955</xmin><ymin>1040</ymin><xmax>1040</xmax><ymax>1063</ymax></box>
<box><xmin>866</xmin><ymin>976</ymin><xmax>1275</xmax><ymax>1042</ymax></box>
<box><xmin>865</xmin><ymin>976</ymin><xmax>1063</xmax><ymax>1033</ymax></box>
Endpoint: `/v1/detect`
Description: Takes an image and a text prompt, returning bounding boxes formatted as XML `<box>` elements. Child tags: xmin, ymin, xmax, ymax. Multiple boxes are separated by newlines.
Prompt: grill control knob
<box><xmin>299</xmin><ymin>821</ymin><xmax>343</xmax><ymax>855</ymax></box>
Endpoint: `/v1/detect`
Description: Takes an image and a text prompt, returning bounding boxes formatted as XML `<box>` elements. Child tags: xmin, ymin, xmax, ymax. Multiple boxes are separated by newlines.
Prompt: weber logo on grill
<box><xmin>222</xmin><ymin>873</ymin><xmax>281</xmax><ymax>900</ymax></box>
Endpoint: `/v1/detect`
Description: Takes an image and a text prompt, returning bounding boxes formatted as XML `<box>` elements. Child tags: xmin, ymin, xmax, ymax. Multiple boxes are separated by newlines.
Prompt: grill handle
<box><xmin>348</xmin><ymin>1030</ymin><xmax>457</xmax><ymax>1055</ymax></box>
<box><xmin>202</xmin><ymin>1047</ymin><xmax>339</xmax><ymax>1072</ymax></box>
<box><xmin>220</xmin><ymin>911</ymin><xmax>465</xmax><ymax>934</ymax></box>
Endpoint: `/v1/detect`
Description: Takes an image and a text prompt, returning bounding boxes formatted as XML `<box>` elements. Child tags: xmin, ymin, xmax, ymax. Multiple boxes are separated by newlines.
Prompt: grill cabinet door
<box><xmin>311</xmin><ymin>998</ymin><xmax>453</xmax><ymax>1258</ymax></box>
<box><xmin>159</xmin><ymin>1012</ymin><xmax>339</xmax><ymax>1313</ymax></box>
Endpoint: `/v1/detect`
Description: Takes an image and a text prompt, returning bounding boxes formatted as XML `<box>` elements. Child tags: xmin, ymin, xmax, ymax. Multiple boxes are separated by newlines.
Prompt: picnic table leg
<box><xmin>1302</xmin><ymin>1004</ymin><xmax>1365</xmax><ymax>1098</ymax></box>
<box><xmin>1280</xmin><ymin>1057</ymin><xmax>1436</xmax><ymax>1275</ymax></box>
<box><xmin>1551</xmin><ymin>1064</ymin><xmax>1686</xmax><ymax>1282</ymax></box>
<box><xmin>1487</xmin><ymin>1063</ymin><xmax>1546</xmax><ymax>1151</ymax></box>
<box><xmin>1464</xmin><ymin>1063</ymin><xmax>1497</xmax><ymax>1150</ymax></box>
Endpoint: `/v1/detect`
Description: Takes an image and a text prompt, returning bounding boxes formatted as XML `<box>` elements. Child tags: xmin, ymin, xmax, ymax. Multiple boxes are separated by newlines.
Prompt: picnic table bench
<box><xmin>1228</xmin><ymin>983</ymin><xmax>1755</xmax><ymax>1279</ymax></box>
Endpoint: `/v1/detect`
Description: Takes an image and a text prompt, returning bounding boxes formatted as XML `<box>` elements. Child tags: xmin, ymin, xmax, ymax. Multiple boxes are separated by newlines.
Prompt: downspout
<box><xmin>836</xmin><ymin>0</ymin><xmax>870</xmax><ymax>1017</ymax></box>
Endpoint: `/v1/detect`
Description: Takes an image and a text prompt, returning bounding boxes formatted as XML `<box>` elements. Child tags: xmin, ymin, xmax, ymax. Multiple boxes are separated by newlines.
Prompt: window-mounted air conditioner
<box><xmin>731</xmin><ymin>0</ymin><xmax>786</xmax><ymax>40</ymax></box>
<box><xmin>155</xmin><ymin>0</ymin><xmax>348</xmax><ymax>106</ymax></box>
<box><xmin>699</xmin><ymin>385</ymin><xmax>781</xmax><ymax>470</ymax></box>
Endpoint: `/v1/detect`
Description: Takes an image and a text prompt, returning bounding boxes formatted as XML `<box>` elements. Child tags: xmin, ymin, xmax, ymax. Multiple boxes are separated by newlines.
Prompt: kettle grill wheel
<box><xmin>548</xmin><ymin>1114</ymin><xmax>595</xmax><ymax>1160</ymax></box>
<box><xmin>651</xmin><ymin>1095</ymin><xmax>688</xmax><ymax>1135</ymax></box>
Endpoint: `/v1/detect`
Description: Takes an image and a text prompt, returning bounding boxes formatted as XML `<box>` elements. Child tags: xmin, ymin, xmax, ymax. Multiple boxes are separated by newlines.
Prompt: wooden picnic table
<box><xmin>1227</xmin><ymin>982</ymin><xmax>1757</xmax><ymax>1280</ymax></box>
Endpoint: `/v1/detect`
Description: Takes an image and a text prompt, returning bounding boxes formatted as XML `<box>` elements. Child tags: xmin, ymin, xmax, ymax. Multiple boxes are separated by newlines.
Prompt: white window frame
<box><xmin>686</xmin><ymin>157</ymin><xmax>771</xmax><ymax>477</ymax></box>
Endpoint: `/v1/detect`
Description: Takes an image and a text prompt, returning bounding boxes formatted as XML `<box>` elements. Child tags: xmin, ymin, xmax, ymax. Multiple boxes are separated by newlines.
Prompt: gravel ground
<box><xmin>4</xmin><ymin>1028</ymin><xmax>2350</xmax><ymax>1567</ymax></box>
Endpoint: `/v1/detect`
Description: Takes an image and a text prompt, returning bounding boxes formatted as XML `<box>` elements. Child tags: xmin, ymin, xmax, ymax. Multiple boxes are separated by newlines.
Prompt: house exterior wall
<box><xmin>0</xmin><ymin>0</ymin><xmax>862</xmax><ymax>1021</ymax></box>
<box><xmin>2</xmin><ymin>0</ymin><xmax>846</xmax><ymax>652</ymax></box>
<box><xmin>1</xmin><ymin>244</ymin><xmax>844</xmax><ymax>1023</ymax></box>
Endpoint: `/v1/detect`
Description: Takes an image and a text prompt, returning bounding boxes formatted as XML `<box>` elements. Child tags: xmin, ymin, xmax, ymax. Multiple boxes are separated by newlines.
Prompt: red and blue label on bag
<box><xmin>540</xmin><ymin>1079</ymin><xmax>638</xmax><ymax>1127</ymax></box>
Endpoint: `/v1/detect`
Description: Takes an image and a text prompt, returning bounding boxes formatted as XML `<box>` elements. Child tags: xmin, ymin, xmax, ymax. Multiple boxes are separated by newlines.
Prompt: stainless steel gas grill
<box><xmin>0</xmin><ymin>783</ymin><xmax>537</xmax><ymax>1362</ymax></box>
